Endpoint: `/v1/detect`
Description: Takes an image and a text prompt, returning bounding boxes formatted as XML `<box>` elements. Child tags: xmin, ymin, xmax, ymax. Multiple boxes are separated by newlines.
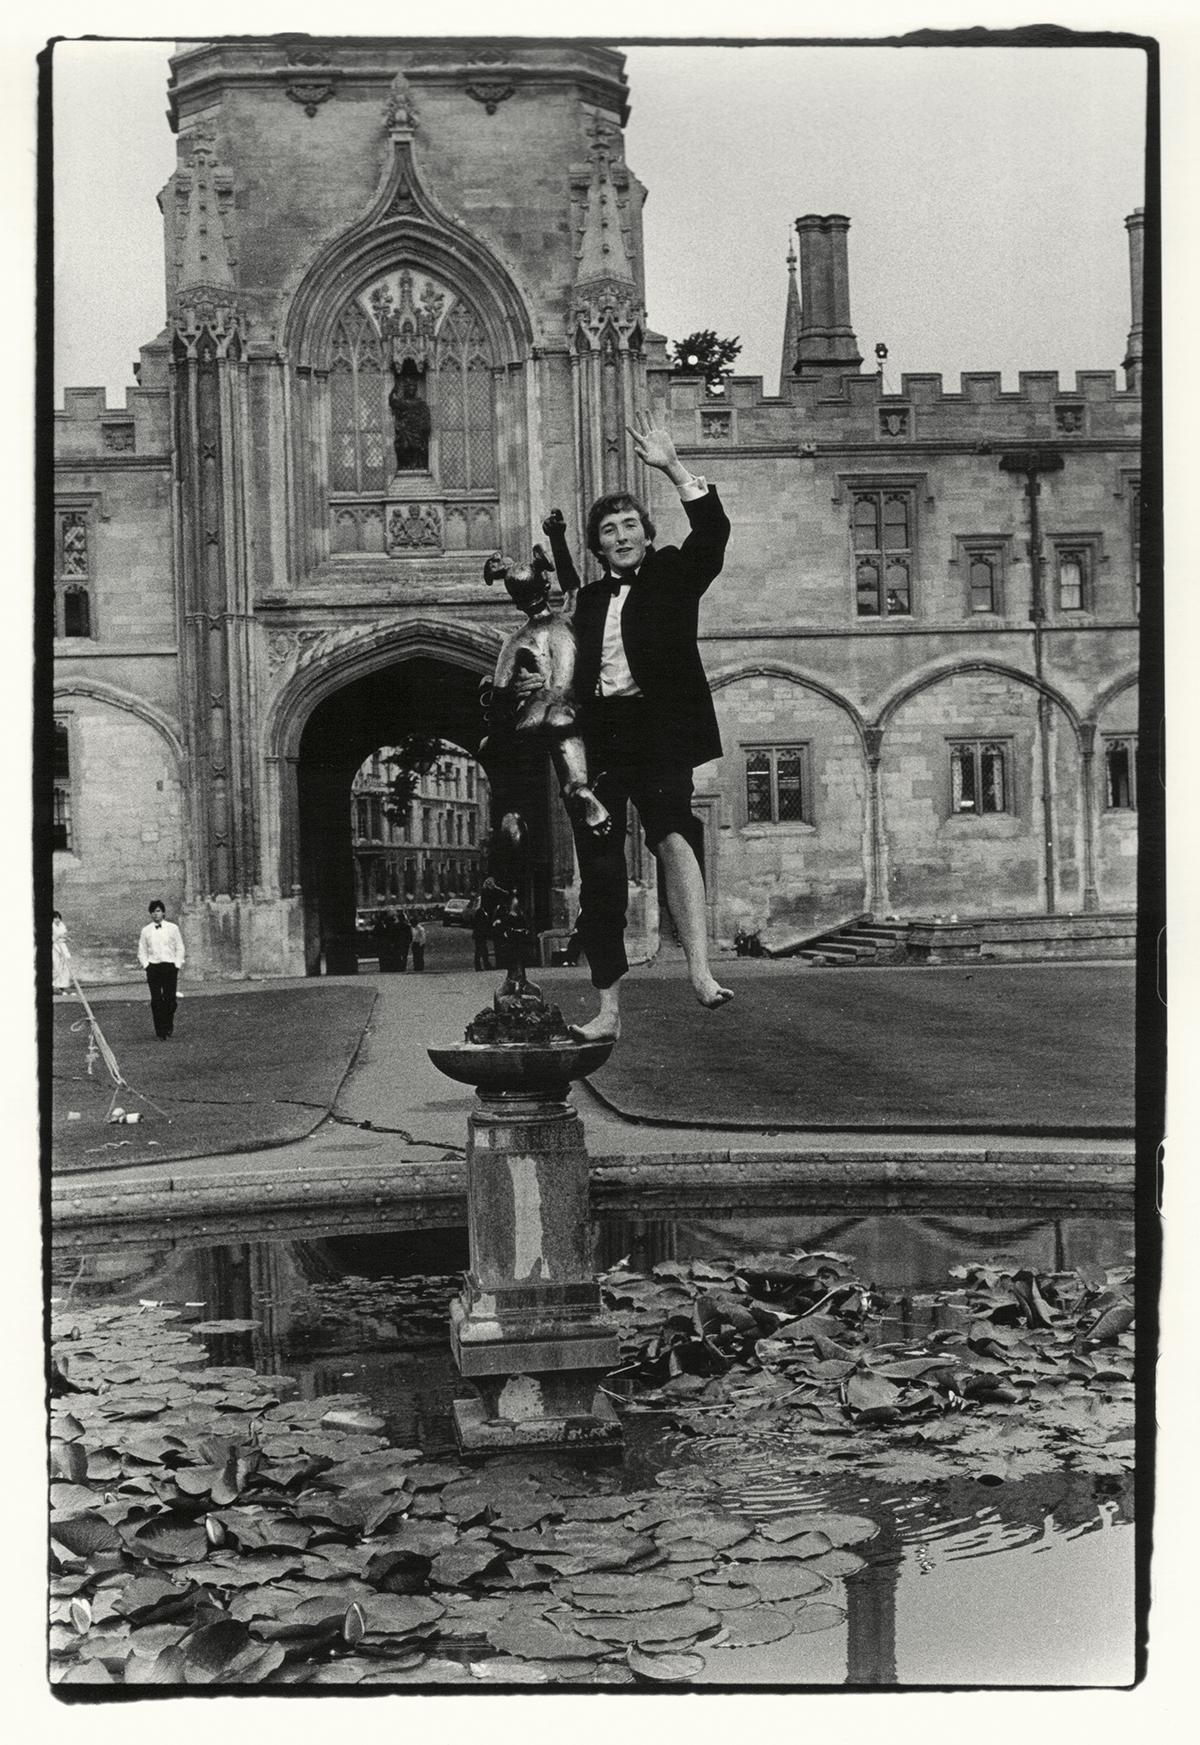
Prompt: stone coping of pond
<box><xmin>51</xmin><ymin>1144</ymin><xmax>1134</xmax><ymax>1234</ymax></box>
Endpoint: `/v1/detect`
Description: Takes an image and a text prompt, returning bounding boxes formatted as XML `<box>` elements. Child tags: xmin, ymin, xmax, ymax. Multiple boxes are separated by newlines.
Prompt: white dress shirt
<box><xmin>138</xmin><ymin>919</ymin><xmax>186</xmax><ymax>967</ymax></box>
<box><xmin>597</xmin><ymin>475</ymin><xmax>709</xmax><ymax>699</ymax></box>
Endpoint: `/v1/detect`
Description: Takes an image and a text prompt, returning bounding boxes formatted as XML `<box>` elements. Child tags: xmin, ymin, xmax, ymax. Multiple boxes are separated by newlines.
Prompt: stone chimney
<box><xmin>1123</xmin><ymin>207</ymin><xmax>1143</xmax><ymax>392</ymax></box>
<box><xmin>793</xmin><ymin>214</ymin><xmax>862</xmax><ymax>377</ymax></box>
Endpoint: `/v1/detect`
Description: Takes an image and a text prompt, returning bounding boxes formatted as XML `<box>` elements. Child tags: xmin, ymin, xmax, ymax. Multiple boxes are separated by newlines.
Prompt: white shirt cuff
<box><xmin>677</xmin><ymin>474</ymin><xmax>708</xmax><ymax>503</ymax></box>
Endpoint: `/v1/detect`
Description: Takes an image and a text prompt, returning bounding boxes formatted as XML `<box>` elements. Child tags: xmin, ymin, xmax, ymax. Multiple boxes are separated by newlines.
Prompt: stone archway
<box><xmin>293</xmin><ymin>651</ymin><xmax>565</xmax><ymax>974</ymax></box>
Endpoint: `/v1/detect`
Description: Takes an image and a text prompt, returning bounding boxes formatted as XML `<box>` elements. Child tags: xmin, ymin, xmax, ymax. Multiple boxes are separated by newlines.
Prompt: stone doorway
<box><xmin>295</xmin><ymin>654</ymin><xmax>566</xmax><ymax>975</ymax></box>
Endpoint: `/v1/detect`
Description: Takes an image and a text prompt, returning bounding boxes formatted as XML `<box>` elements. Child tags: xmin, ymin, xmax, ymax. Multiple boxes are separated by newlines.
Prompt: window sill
<box><xmin>740</xmin><ymin>822</ymin><xmax>817</xmax><ymax>837</ymax></box>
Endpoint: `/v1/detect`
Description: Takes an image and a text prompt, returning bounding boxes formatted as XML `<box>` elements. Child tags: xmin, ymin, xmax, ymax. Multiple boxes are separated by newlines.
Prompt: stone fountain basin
<box><xmin>427</xmin><ymin>1039</ymin><xmax>613</xmax><ymax>1092</ymax></box>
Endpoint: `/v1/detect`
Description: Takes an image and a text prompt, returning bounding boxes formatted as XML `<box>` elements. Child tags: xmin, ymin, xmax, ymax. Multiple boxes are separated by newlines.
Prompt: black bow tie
<box><xmin>590</xmin><ymin>575</ymin><xmax>629</xmax><ymax>600</ymax></box>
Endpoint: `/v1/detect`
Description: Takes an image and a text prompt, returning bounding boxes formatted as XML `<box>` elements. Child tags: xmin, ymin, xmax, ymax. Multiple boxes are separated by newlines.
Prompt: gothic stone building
<box><xmin>51</xmin><ymin>39</ymin><xmax>1143</xmax><ymax>981</ymax></box>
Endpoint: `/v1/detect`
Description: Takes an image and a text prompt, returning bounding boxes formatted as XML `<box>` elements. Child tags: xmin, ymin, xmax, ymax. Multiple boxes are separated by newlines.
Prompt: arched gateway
<box><xmin>269</xmin><ymin>626</ymin><xmax>561</xmax><ymax>975</ymax></box>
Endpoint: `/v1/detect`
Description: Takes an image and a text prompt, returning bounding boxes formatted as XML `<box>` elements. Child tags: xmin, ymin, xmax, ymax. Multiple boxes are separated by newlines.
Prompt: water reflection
<box><xmin>596</xmin><ymin>1210</ymin><xmax>1131</xmax><ymax>1287</ymax></box>
<box><xmin>49</xmin><ymin>1208</ymin><xmax>1135</xmax><ymax>1686</ymax></box>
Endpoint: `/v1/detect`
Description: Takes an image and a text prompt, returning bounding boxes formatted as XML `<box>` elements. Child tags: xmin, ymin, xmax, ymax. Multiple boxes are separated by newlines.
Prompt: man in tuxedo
<box><xmin>136</xmin><ymin>899</ymin><xmax>186</xmax><ymax>1040</ymax></box>
<box><xmin>562</xmin><ymin>412</ymin><xmax>734</xmax><ymax>1043</ymax></box>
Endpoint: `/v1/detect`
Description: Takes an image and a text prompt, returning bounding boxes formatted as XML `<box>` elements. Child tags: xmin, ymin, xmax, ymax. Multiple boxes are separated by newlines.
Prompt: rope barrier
<box><xmin>64</xmin><ymin>968</ymin><xmax>171</xmax><ymax>1123</ymax></box>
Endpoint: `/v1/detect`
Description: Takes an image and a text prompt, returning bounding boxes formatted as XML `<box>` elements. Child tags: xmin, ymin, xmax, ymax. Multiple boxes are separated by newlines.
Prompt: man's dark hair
<box><xmin>148</xmin><ymin>899</ymin><xmax>165</xmax><ymax>914</ymax></box>
<box><xmin>586</xmin><ymin>492</ymin><xmax>656</xmax><ymax>559</ymax></box>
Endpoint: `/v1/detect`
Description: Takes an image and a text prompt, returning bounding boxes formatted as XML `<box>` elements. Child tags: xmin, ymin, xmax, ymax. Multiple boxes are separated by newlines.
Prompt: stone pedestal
<box><xmin>428</xmin><ymin>1029</ymin><xmax>622</xmax><ymax>1455</ymax></box>
<box><xmin>449</xmin><ymin>1087</ymin><xmax>621</xmax><ymax>1453</ymax></box>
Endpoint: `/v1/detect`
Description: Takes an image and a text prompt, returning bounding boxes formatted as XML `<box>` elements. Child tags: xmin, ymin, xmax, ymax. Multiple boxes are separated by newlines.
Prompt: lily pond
<box><xmin>49</xmin><ymin>1206</ymin><xmax>1136</xmax><ymax>1691</ymax></box>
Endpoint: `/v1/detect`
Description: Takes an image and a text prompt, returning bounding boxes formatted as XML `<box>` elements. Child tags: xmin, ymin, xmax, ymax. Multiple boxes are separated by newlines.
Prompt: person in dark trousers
<box><xmin>136</xmin><ymin>899</ymin><xmax>186</xmax><ymax>1039</ymax></box>
<box><xmin>531</xmin><ymin>413</ymin><xmax>733</xmax><ymax>1043</ymax></box>
<box><xmin>376</xmin><ymin>906</ymin><xmax>412</xmax><ymax>972</ymax></box>
<box><xmin>474</xmin><ymin>877</ymin><xmax>507</xmax><ymax>971</ymax></box>
<box><xmin>471</xmin><ymin>906</ymin><xmax>491</xmax><ymax>971</ymax></box>
<box><xmin>410</xmin><ymin>919</ymin><xmax>426</xmax><ymax>971</ymax></box>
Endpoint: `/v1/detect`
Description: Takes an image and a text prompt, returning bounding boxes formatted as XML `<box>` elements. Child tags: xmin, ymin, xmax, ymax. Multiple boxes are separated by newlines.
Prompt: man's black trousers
<box><xmin>572</xmin><ymin>698</ymin><xmax>704</xmax><ymax>991</ymax></box>
<box><xmin>145</xmin><ymin>963</ymin><xmax>179</xmax><ymax>1037</ymax></box>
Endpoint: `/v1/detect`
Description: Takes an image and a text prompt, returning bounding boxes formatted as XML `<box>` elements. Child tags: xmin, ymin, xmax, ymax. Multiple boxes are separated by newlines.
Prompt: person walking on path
<box><xmin>474</xmin><ymin>877</ymin><xmax>506</xmax><ymax>971</ymax></box>
<box><xmin>137</xmin><ymin>899</ymin><xmax>185</xmax><ymax>1039</ymax></box>
<box><xmin>51</xmin><ymin>910</ymin><xmax>72</xmax><ymax>994</ymax></box>
<box><xmin>411</xmin><ymin>919</ymin><xmax>426</xmax><ymax>972</ymax></box>
<box><xmin>531</xmin><ymin>412</ymin><xmax>733</xmax><ymax>1044</ymax></box>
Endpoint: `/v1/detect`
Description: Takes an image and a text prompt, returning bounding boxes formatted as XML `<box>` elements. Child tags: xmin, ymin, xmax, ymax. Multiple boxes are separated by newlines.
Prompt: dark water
<box><xmin>50</xmin><ymin>1205</ymin><xmax>1136</xmax><ymax>1686</ymax></box>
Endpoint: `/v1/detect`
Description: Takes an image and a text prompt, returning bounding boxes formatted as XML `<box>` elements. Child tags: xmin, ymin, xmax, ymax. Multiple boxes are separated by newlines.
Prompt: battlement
<box><xmin>660</xmin><ymin>359</ymin><xmax>1140</xmax><ymax>447</ymax></box>
<box><xmin>55</xmin><ymin>340</ymin><xmax>172</xmax><ymax>461</ymax></box>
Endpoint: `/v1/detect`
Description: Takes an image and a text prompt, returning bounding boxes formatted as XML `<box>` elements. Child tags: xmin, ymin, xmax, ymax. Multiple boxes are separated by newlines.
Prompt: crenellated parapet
<box><xmin>657</xmin><ymin>360</ymin><xmax>1141</xmax><ymax>450</ymax></box>
<box><xmin>55</xmin><ymin>336</ymin><xmax>173</xmax><ymax>461</ymax></box>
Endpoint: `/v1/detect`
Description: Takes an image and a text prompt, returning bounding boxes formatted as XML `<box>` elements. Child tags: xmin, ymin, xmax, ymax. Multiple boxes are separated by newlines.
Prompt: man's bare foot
<box><xmin>693</xmin><ymin>976</ymin><xmax>734</xmax><ymax>1010</ymax></box>
<box><xmin>570</xmin><ymin>987</ymin><xmax>621</xmax><ymax>1044</ymax></box>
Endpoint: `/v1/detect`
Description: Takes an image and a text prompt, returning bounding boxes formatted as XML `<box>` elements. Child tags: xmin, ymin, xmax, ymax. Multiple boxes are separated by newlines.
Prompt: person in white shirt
<box><xmin>136</xmin><ymin>899</ymin><xmax>186</xmax><ymax>1040</ymax></box>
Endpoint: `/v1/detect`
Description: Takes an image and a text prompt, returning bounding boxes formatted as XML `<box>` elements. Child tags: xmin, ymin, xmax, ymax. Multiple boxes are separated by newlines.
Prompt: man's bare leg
<box><xmin>571</xmin><ymin>981</ymin><xmax>621</xmax><ymax>1044</ymax></box>
<box><xmin>657</xmin><ymin>831</ymin><xmax>734</xmax><ymax>1009</ymax></box>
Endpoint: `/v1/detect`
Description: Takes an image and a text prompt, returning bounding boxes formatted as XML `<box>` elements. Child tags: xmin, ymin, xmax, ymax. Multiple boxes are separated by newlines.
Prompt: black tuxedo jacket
<box><xmin>572</xmin><ymin>487</ymin><xmax>731</xmax><ymax>769</ymax></box>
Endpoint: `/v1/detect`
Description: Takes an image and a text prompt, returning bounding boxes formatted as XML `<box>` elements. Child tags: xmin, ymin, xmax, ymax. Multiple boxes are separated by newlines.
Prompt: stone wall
<box><xmin>52</xmin><ymin>695</ymin><xmax>187</xmax><ymax>981</ymax></box>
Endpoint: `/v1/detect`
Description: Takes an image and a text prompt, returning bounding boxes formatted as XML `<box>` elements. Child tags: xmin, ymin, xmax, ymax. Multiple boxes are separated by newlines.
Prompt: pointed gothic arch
<box><xmin>872</xmin><ymin>656</ymin><xmax>1084</xmax><ymax>742</ymax></box>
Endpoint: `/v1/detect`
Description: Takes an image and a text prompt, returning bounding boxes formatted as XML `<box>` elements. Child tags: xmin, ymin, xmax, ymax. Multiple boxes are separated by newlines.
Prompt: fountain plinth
<box><xmin>428</xmin><ymin>967</ymin><xmax>623</xmax><ymax>1454</ymax></box>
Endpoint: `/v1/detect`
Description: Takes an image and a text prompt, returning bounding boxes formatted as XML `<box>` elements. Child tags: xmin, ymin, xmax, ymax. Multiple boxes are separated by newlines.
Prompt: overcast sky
<box><xmin>52</xmin><ymin>36</ymin><xmax>1146</xmax><ymax>405</ymax></box>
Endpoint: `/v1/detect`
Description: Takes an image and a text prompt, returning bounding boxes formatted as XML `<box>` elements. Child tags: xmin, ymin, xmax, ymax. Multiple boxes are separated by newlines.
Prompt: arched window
<box><xmin>326</xmin><ymin>271</ymin><xmax>496</xmax><ymax>501</ymax></box>
<box><xmin>328</xmin><ymin>305</ymin><xmax>388</xmax><ymax>494</ymax></box>
<box><xmin>54</xmin><ymin>509</ymin><xmax>95</xmax><ymax>639</ymax></box>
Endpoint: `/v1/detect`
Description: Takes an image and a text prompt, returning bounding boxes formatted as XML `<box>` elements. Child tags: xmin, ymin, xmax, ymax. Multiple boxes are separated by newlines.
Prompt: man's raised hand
<box><xmin>626</xmin><ymin>411</ymin><xmax>680</xmax><ymax>474</ymax></box>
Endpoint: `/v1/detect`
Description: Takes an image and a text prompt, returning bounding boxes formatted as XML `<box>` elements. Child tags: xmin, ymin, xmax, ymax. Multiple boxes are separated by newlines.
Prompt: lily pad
<box><xmin>803</xmin><ymin>1549</ymin><xmax>867</xmax><ymax>1579</ymax></box>
<box><xmin>720</xmin><ymin>1561</ymin><xmax>830</xmax><ymax>1602</ymax></box>
<box><xmin>430</xmin><ymin>1543</ymin><xmax>502</xmax><ymax>1587</ymax></box>
<box><xmin>359</xmin><ymin>1593</ymin><xmax>445</xmax><ymax>1635</ymax></box>
<box><xmin>433</xmin><ymin>1596</ymin><xmax>511</xmax><ymax>1639</ymax></box>
<box><xmin>791</xmin><ymin>1601</ymin><xmax>848</xmax><ymax>1634</ymax></box>
<box><xmin>551</xmin><ymin>1572</ymin><xmax>696</xmax><ymax>1612</ymax></box>
<box><xmin>707</xmin><ymin>1603</ymin><xmax>796</xmax><ymax>1648</ymax></box>
<box><xmin>559</xmin><ymin>1494</ymin><xmax>641</xmax><ymax>1522</ymax></box>
<box><xmin>738</xmin><ymin>1531</ymin><xmax>833</xmax><ymax>1562</ymax></box>
<box><xmin>626</xmin><ymin>1646</ymin><xmax>706</xmax><ymax>1684</ymax></box>
<box><xmin>568</xmin><ymin>1604</ymin><xmax>721</xmax><ymax>1645</ymax></box>
<box><xmin>656</xmin><ymin>1538</ymin><xmax>724</xmax><ymax>1564</ymax></box>
<box><xmin>694</xmin><ymin>1578</ymin><xmax>761</xmax><ymax>1610</ymax></box>
<box><xmin>655</xmin><ymin>1514</ymin><xmax>752</xmax><ymax>1551</ymax></box>
<box><xmin>488</xmin><ymin>1617</ymin><xmax>611</xmax><ymax>1661</ymax></box>
<box><xmin>123</xmin><ymin>1514</ymin><xmax>210</xmax><ymax>1565</ymax></box>
<box><xmin>52</xmin><ymin>1512</ymin><xmax>122</xmax><ymax>1558</ymax></box>
<box><xmin>756</xmin><ymin>1512</ymin><xmax>878</xmax><ymax>1547</ymax></box>
<box><xmin>122</xmin><ymin>1644</ymin><xmax>189</xmax><ymax>1683</ymax></box>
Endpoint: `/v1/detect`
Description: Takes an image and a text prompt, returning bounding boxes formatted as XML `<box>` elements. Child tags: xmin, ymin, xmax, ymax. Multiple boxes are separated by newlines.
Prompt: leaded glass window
<box><xmin>852</xmin><ymin>489</ymin><xmax>913</xmax><ymax>616</ymax></box>
<box><xmin>950</xmin><ymin>741</ymin><xmax>1009</xmax><ymax>815</ymax></box>
<box><xmin>744</xmin><ymin>746</ymin><xmax>811</xmax><ymax>824</ymax></box>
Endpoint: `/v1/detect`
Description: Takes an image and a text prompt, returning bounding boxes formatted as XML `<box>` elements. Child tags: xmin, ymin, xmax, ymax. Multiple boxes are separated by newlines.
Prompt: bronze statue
<box><xmin>479</xmin><ymin>511</ymin><xmax>610</xmax><ymax>839</ymax></box>
<box><xmin>388</xmin><ymin>363</ymin><xmax>432</xmax><ymax>472</ymax></box>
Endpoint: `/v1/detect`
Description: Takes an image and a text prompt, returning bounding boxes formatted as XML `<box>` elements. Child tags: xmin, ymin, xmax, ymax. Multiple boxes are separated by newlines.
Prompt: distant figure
<box><xmin>411</xmin><ymin>919</ymin><xmax>426</xmax><ymax>972</ymax></box>
<box><xmin>376</xmin><ymin>906</ymin><xmax>413</xmax><ymax>973</ymax></box>
<box><xmin>471</xmin><ymin>898</ymin><xmax>493</xmax><ymax>972</ymax></box>
<box><xmin>137</xmin><ymin>899</ymin><xmax>186</xmax><ymax>1040</ymax></box>
<box><xmin>474</xmin><ymin>875</ymin><xmax>509</xmax><ymax>972</ymax></box>
<box><xmin>388</xmin><ymin>364</ymin><xmax>432</xmax><ymax>472</ymax></box>
<box><xmin>51</xmin><ymin>910</ymin><xmax>72</xmax><ymax>994</ymax></box>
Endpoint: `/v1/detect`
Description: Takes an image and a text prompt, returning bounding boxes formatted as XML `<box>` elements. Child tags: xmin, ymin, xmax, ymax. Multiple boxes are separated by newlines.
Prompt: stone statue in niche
<box><xmin>479</xmin><ymin>510</ymin><xmax>611</xmax><ymax>840</ymax></box>
<box><xmin>388</xmin><ymin>359</ymin><xmax>432</xmax><ymax>472</ymax></box>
